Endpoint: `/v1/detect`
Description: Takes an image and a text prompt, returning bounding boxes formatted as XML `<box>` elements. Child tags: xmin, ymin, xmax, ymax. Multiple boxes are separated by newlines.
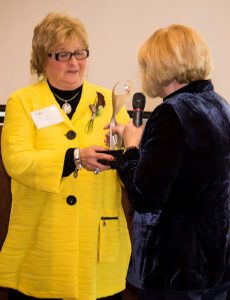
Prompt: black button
<box><xmin>66</xmin><ymin>195</ymin><xmax>77</xmax><ymax>205</ymax></box>
<box><xmin>66</xmin><ymin>130</ymin><xmax>76</xmax><ymax>140</ymax></box>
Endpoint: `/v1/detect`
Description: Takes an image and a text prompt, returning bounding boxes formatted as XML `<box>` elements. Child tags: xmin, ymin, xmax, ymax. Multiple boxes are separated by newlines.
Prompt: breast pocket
<box><xmin>98</xmin><ymin>216</ymin><xmax>120</xmax><ymax>263</ymax></box>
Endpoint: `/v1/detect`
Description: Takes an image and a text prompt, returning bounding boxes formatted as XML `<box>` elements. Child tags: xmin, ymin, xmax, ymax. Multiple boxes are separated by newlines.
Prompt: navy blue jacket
<box><xmin>117</xmin><ymin>80</ymin><xmax>230</xmax><ymax>291</ymax></box>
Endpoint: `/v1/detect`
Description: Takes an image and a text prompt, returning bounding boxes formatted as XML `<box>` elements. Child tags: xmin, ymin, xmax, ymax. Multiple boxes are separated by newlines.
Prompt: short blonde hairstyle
<box><xmin>30</xmin><ymin>12</ymin><xmax>89</xmax><ymax>78</ymax></box>
<box><xmin>138</xmin><ymin>24</ymin><xmax>212</xmax><ymax>98</ymax></box>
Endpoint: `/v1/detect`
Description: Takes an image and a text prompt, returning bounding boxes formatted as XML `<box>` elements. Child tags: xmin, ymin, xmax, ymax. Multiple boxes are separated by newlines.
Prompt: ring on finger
<box><xmin>94</xmin><ymin>167</ymin><xmax>101</xmax><ymax>175</ymax></box>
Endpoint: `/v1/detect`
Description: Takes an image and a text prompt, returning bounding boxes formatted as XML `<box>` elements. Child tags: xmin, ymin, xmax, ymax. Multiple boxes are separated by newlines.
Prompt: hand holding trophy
<box><xmin>98</xmin><ymin>80</ymin><xmax>133</xmax><ymax>168</ymax></box>
<box><xmin>110</xmin><ymin>80</ymin><xmax>133</xmax><ymax>149</ymax></box>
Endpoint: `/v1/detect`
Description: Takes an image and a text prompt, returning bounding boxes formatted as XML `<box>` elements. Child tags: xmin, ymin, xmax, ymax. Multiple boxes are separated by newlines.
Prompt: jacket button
<box><xmin>66</xmin><ymin>130</ymin><xmax>76</xmax><ymax>140</ymax></box>
<box><xmin>66</xmin><ymin>195</ymin><xmax>77</xmax><ymax>205</ymax></box>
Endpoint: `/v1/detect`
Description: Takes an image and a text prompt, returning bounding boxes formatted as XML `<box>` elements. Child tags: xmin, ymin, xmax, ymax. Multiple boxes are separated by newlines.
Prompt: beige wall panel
<box><xmin>1</xmin><ymin>0</ymin><xmax>230</xmax><ymax>111</ymax></box>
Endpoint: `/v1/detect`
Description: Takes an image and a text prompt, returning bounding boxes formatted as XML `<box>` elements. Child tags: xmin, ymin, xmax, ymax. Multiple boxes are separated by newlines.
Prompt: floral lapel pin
<box><xmin>87</xmin><ymin>92</ymin><xmax>105</xmax><ymax>132</ymax></box>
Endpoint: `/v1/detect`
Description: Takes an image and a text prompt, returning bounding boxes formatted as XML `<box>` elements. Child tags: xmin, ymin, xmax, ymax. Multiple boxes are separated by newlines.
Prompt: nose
<box><xmin>68</xmin><ymin>54</ymin><xmax>79</xmax><ymax>64</ymax></box>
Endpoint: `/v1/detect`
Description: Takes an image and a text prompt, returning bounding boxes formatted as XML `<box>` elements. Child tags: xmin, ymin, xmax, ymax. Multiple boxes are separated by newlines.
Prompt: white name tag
<box><xmin>31</xmin><ymin>105</ymin><xmax>64</xmax><ymax>129</ymax></box>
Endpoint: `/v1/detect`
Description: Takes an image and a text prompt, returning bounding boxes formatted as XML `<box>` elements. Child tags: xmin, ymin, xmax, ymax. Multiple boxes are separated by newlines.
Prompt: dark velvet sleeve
<box><xmin>62</xmin><ymin>148</ymin><xmax>76</xmax><ymax>177</ymax></box>
<box><xmin>116</xmin><ymin>104</ymin><xmax>185</xmax><ymax>212</ymax></box>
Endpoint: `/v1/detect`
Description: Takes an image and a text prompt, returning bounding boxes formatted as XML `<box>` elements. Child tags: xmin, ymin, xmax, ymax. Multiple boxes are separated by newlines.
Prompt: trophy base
<box><xmin>97</xmin><ymin>149</ymin><xmax>124</xmax><ymax>169</ymax></box>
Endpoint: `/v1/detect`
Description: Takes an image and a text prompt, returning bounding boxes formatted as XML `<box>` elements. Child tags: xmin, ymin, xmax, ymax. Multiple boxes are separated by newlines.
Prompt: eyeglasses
<box><xmin>48</xmin><ymin>49</ymin><xmax>89</xmax><ymax>61</ymax></box>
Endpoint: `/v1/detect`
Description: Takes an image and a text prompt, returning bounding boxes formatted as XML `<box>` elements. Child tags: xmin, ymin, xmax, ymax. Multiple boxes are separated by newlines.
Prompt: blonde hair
<box><xmin>138</xmin><ymin>24</ymin><xmax>212</xmax><ymax>98</ymax></box>
<box><xmin>30</xmin><ymin>12</ymin><xmax>89</xmax><ymax>78</ymax></box>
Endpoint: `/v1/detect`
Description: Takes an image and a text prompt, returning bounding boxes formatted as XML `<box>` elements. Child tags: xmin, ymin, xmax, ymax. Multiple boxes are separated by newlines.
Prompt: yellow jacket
<box><xmin>0</xmin><ymin>80</ymin><xmax>131</xmax><ymax>300</ymax></box>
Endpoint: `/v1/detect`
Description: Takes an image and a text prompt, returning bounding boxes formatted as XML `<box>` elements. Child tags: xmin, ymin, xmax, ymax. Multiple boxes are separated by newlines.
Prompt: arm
<box><xmin>1</xmin><ymin>96</ymin><xmax>66</xmax><ymax>193</ymax></box>
<box><xmin>117</xmin><ymin>104</ymin><xmax>185</xmax><ymax>212</ymax></box>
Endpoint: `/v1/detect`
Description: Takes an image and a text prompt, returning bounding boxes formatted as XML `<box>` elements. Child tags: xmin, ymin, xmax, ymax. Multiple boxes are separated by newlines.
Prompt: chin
<box><xmin>65</xmin><ymin>79</ymin><xmax>82</xmax><ymax>89</ymax></box>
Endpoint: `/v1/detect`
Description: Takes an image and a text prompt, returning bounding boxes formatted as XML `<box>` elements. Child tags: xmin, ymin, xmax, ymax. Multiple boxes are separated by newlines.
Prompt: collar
<box><xmin>163</xmin><ymin>80</ymin><xmax>214</xmax><ymax>101</ymax></box>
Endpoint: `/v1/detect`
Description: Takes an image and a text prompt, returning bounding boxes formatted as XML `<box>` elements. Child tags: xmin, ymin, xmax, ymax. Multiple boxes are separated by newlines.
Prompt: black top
<box><xmin>48</xmin><ymin>81</ymin><xmax>83</xmax><ymax>177</ymax></box>
<box><xmin>48</xmin><ymin>81</ymin><xmax>82</xmax><ymax>119</ymax></box>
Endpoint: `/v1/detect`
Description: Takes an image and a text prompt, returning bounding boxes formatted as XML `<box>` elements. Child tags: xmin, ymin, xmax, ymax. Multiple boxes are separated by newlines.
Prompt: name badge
<box><xmin>31</xmin><ymin>105</ymin><xmax>64</xmax><ymax>129</ymax></box>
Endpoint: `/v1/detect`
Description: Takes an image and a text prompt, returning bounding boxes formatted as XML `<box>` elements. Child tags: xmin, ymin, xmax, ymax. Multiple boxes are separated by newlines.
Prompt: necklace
<box><xmin>53</xmin><ymin>91</ymin><xmax>80</xmax><ymax>114</ymax></box>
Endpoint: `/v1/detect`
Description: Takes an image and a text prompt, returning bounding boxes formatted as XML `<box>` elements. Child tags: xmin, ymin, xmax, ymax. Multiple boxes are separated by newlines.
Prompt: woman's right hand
<box><xmin>79</xmin><ymin>145</ymin><xmax>115</xmax><ymax>172</ymax></box>
<box><xmin>112</xmin><ymin>120</ymin><xmax>144</xmax><ymax>148</ymax></box>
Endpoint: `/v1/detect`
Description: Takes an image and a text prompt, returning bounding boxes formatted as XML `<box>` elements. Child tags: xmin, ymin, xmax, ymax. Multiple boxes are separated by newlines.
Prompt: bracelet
<box><xmin>73</xmin><ymin>148</ymin><xmax>82</xmax><ymax>178</ymax></box>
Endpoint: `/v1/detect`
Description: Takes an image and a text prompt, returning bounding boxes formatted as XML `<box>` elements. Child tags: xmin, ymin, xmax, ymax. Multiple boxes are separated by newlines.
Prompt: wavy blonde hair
<box><xmin>30</xmin><ymin>12</ymin><xmax>89</xmax><ymax>78</ymax></box>
<box><xmin>138</xmin><ymin>24</ymin><xmax>212</xmax><ymax>98</ymax></box>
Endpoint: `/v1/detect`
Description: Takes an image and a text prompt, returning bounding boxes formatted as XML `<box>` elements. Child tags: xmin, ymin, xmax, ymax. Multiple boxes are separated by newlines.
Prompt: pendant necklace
<box><xmin>53</xmin><ymin>91</ymin><xmax>80</xmax><ymax>115</ymax></box>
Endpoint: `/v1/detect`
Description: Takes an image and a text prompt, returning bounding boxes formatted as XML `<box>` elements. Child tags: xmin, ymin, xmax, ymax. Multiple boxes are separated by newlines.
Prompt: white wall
<box><xmin>1</xmin><ymin>0</ymin><xmax>230</xmax><ymax>110</ymax></box>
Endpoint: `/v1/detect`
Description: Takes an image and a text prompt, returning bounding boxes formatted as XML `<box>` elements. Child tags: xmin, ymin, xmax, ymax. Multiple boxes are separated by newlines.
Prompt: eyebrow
<box><xmin>52</xmin><ymin>47</ymin><xmax>85</xmax><ymax>52</ymax></box>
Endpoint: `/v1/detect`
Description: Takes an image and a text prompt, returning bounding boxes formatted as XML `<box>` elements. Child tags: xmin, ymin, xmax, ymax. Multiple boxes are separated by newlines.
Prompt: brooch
<box><xmin>87</xmin><ymin>92</ymin><xmax>105</xmax><ymax>132</ymax></box>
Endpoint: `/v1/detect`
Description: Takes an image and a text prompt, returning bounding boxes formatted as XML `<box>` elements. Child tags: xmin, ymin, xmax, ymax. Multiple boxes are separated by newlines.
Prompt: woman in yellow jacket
<box><xmin>0</xmin><ymin>12</ymin><xmax>131</xmax><ymax>300</ymax></box>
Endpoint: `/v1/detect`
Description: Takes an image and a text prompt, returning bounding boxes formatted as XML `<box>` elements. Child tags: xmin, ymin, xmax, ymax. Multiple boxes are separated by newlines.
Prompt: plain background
<box><xmin>1</xmin><ymin>0</ymin><xmax>230</xmax><ymax>111</ymax></box>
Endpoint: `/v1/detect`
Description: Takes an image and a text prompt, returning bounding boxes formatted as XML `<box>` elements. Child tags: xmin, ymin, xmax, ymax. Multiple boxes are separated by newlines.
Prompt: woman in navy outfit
<box><xmin>113</xmin><ymin>24</ymin><xmax>230</xmax><ymax>300</ymax></box>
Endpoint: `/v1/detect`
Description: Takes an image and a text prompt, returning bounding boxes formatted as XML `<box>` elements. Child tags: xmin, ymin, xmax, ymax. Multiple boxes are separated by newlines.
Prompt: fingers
<box><xmin>111</xmin><ymin>124</ymin><xmax>124</xmax><ymax>138</ymax></box>
<box><xmin>104</xmin><ymin>122</ymin><xmax>124</xmax><ymax>147</ymax></box>
<box><xmin>79</xmin><ymin>146</ymin><xmax>115</xmax><ymax>172</ymax></box>
<box><xmin>113</xmin><ymin>121</ymin><xmax>144</xmax><ymax>148</ymax></box>
<box><xmin>103</xmin><ymin>123</ymin><xmax>110</xmax><ymax>130</ymax></box>
<box><xmin>104</xmin><ymin>131</ymin><xmax>110</xmax><ymax>147</ymax></box>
